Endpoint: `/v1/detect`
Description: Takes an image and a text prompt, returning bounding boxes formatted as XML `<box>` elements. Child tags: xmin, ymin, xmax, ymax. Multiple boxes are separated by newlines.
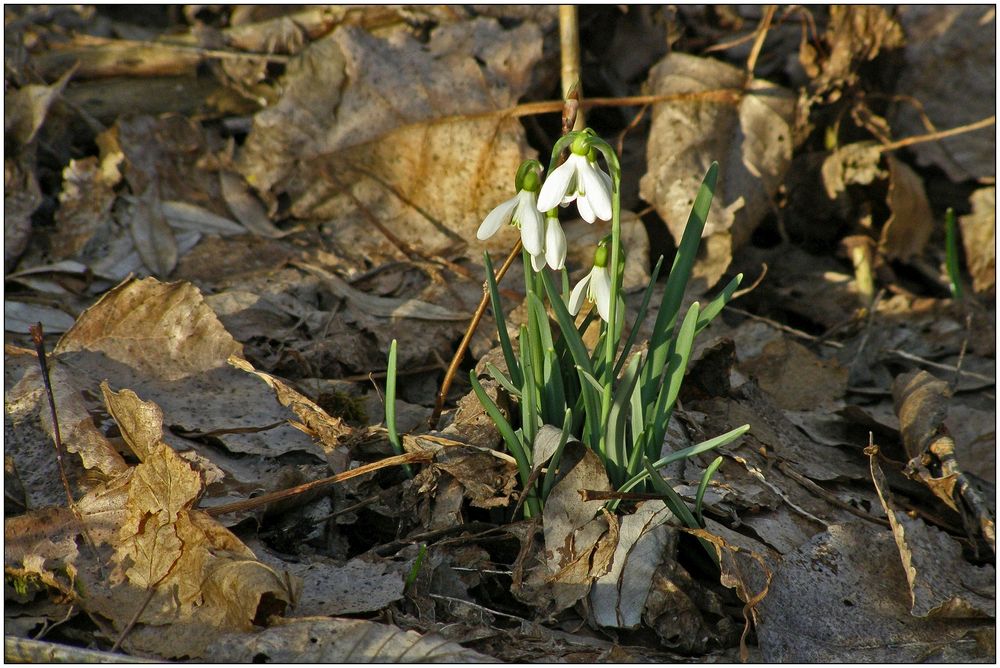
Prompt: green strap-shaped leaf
<box><xmin>645</xmin><ymin>301</ymin><xmax>701</xmax><ymax>461</ymax></box>
<box><xmin>484</xmin><ymin>252</ymin><xmax>522</xmax><ymax>388</ymax></box>
<box><xmin>695</xmin><ymin>272</ymin><xmax>742</xmax><ymax>334</ymax></box>
<box><xmin>385</xmin><ymin>339</ymin><xmax>412</xmax><ymax>478</ymax></box>
<box><xmin>695</xmin><ymin>456</ymin><xmax>724</xmax><ymax>527</ymax></box>
<box><xmin>643</xmin><ymin>162</ymin><xmax>717</xmax><ymax>404</ymax></box>
<box><xmin>614</xmin><ymin>255</ymin><xmax>664</xmax><ymax>377</ymax></box>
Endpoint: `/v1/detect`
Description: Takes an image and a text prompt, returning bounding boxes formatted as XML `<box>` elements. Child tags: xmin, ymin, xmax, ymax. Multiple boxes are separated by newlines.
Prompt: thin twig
<box><xmin>879</xmin><ymin>115</ymin><xmax>995</xmax><ymax>153</ymax></box>
<box><xmin>745</xmin><ymin>5</ymin><xmax>777</xmax><ymax>81</ymax></box>
<box><xmin>29</xmin><ymin>324</ymin><xmax>75</xmax><ymax>507</ymax></box>
<box><xmin>110</xmin><ymin>587</ymin><xmax>157</xmax><ymax>653</ymax></box>
<box><xmin>202</xmin><ymin>451</ymin><xmax>432</xmax><ymax>517</ymax></box>
<box><xmin>428</xmin><ymin>240</ymin><xmax>523</xmax><ymax>429</ymax></box>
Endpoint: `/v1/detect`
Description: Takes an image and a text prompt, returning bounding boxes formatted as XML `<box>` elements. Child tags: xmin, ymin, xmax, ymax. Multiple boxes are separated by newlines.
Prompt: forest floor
<box><xmin>4</xmin><ymin>5</ymin><xmax>995</xmax><ymax>663</ymax></box>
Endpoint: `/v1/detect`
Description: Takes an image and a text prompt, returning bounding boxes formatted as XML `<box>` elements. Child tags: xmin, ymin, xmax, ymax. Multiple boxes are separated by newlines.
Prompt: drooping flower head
<box><xmin>537</xmin><ymin>134</ymin><xmax>613</xmax><ymax>224</ymax></box>
<box><xmin>568</xmin><ymin>238</ymin><xmax>612</xmax><ymax>322</ymax></box>
<box><xmin>477</xmin><ymin>160</ymin><xmax>545</xmax><ymax>257</ymax></box>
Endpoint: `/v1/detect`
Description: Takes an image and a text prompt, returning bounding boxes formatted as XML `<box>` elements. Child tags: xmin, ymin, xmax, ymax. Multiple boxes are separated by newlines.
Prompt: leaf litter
<box><xmin>5</xmin><ymin>5</ymin><xmax>995</xmax><ymax>663</ymax></box>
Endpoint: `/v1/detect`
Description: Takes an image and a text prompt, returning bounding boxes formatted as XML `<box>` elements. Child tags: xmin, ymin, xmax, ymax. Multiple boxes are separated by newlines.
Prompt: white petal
<box><xmin>568</xmin><ymin>273</ymin><xmax>591</xmax><ymax>315</ymax></box>
<box><xmin>576</xmin><ymin>191</ymin><xmax>597</xmax><ymax>223</ymax></box>
<box><xmin>591</xmin><ymin>266</ymin><xmax>612</xmax><ymax>322</ymax></box>
<box><xmin>545</xmin><ymin>218</ymin><xmax>566</xmax><ymax>270</ymax></box>
<box><xmin>580</xmin><ymin>161</ymin><xmax>613</xmax><ymax>221</ymax></box>
<box><xmin>477</xmin><ymin>196</ymin><xmax>518</xmax><ymax>239</ymax></box>
<box><xmin>530</xmin><ymin>250</ymin><xmax>546</xmax><ymax>272</ymax></box>
<box><xmin>536</xmin><ymin>158</ymin><xmax>577</xmax><ymax>212</ymax></box>
<box><xmin>517</xmin><ymin>192</ymin><xmax>545</xmax><ymax>255</ymax></box>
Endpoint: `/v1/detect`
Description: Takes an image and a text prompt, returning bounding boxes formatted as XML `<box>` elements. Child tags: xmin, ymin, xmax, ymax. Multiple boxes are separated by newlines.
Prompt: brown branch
<box><xmin>879</xmin><ymin>115</ymin><xmax>995</xmax><ymax>153</ymax></box>
<box><xmin>428</xmin><ymin>240</ymin><xmax>523</xmax><ymax>429</ymax></box>
<box><xmin>202</xmin><ymin>451</ymin><xmax>432</xmax><ymax>517</ymax></box>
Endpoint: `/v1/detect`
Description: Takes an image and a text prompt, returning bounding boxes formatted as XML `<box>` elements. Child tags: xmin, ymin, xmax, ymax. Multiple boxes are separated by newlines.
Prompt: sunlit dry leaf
<box><xmin>868</xmin><ymin>448</ymin><xmax>994</xmax><ymax>619</ymax></box>
<box><xmin>820</xmin><ymin>140</ymin><xmax>885</xmax><ymax>199</ymax></box>
<box><xmin>590</xmin><ymin>500</ymin><xmax>675</xmax><ymax>629</ymax></box>
<box><xmin>205</xmin><ymin>616</ymin><xmax>497</xmax><ymax>663</ymax></box>
<box><xmin>237</xmin><ymin>20</ymin><xmax>542</xmax><ymax>260</ymax></box>
<box><xmin>101</xmin><ymin>382</ymin><xmax>165</xmax><ymax>463</ymax></box>
<box><xmin>4</xmin><ymin>66</ymin><xmax>75</xmax><ymax>147</ymax></box>
<box><xmin>959</xmin><ymin>187</ymin><xmax>995</xmax><ymax>295</ymax></box>
<box><xmin>228</xmin><ymin>355</ymin><xmax>351</xmax><ymax>455</ymax></box>
<box><xmin>52</xmin><ymin>155</ymin><xmax>121</xmax><ymax>260</ymax></box>
<box><xmin>892</xmin><ymin>6</ymin><xmax>995</xmax><ymax>181</ymax></box>
<box><xmin>513</xmin><ymin>443</ymin><xmax>617</xmax><ymax>614</ymax></box>
<box><xmin>640</xmin><ymin>53</ymin><xmax>794</xmax><ymax>288</ymax></box>
<box><xmin>880</xmin><ymin>155</ymin><xmax>934</xmax><ymax>261</ymax></box>
<box><xmin>55</xmin><ymin>277</ymin><xmax>242</xmax><ymax>382</ymax></box>
<box><xmin>799</xmin><ymin>6</ymin><xmax>904</xmax><ymax>101</ymax></box>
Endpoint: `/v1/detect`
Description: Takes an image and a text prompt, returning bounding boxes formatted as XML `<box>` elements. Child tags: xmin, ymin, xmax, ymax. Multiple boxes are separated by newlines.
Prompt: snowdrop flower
<box><xmin>569</xmin><ymin>242</ymin><xmax>612</xmax><ymax>322</ymax></box>
<box><xmin>543</xmin><ymin>210</ymin><xmax>567</xmax><ymax>270</ymax></box>
<box><xmin>477</xmin><ymin>163</ymin><xmax>545</xmax><ymax>257</ymax></box>
<box><xmin>537</xmin><ymin>136</ymin><xmax>613</xmax><ymax>223</ymax></box>
<box><xmin>528</xmin><ymin>211</ymin><xmax>567</xmax><ymax>272</ymax></box>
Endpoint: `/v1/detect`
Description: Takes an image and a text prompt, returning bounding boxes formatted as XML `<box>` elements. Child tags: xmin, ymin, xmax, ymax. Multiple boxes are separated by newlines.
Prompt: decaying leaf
<box><xmin>640</xmin><ymin>53</ymin><xmax>795</xmax><ymax>288</ymax></box>
<box><xmin>754</xmin><ymin>522</ymin><xmax>993</xmax><ymax>662</ymax></box>
<box><xmin>512</xmin><ymin>443</ymin><xmax>617</xmax><ymax>615</ymax></box>
<box><xmin>4</xmin><ymin>66</ymin><xmax>76</xmax><ymax>148</ymax></box>
<box><xmin>228</xmin><ymin>355</ymin><xmax>351</xmax><ymax>456</ymax></box>
<box><xmin>868</xmin><ymin>446</ymin><xmax>994</xmax><ymax>619</ymax></box>
<box><xmin>799</xmin><ymin>5</ymin><xmax>904</xmax><ymax>101</ymax></box>
<box><xmin>55</xmin><ymin>277</ymin><xmax>241</xmax><ymax>381</ymax></box>
<box><xmin>205</xmin><ymin>617</ymin><xmax>496</xmax><ymax>663</ymax></box>
<box><xmin>5</xmin><ymin>383</ymin><xmax>298</xmax><ymax>659</ymax></box>
<box><xmin>959</xmin><ymin>187</ymin><xmax>996</xmax><ymax>295</ymax></box>
<box><xmin>237</xmin><ymin>20</ymin><xmax>543</xmax><ymax>261</ymax></box>
<box><xmin>892</xmin><ymin>5</ymin><xmax>996</xmax><ymax>181</ymax></box>
<box><xmin>880</xmin><ymin>155</ymin><xmax>934</xmax><ymax>261</ymax></box>
<box><xmin>739</xmin><ymin>338</ymin><xmax>848</xmax><ymax>411</ymax></box>
<box><xmin>590</xmin><ymin>500</ymin><xmax>675</xmax><ymax>629</ymax></box>
<box><xmin>4</xmin><ymin>154</ymin><xmax>42</xmax><ymax>266</ymax></box>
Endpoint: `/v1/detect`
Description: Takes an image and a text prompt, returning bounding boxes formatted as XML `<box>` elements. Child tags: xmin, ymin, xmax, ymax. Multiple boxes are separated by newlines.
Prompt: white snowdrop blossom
<box><xmin>477</xmin><ymin>188</ymin><xmax>545</xmax><ymax>256</ymax></box>
<box><xmin>568</xmin><ymin>244</ymin><xmax>612</xmax><ymax>322</ymax></box>
<box><xmin>543</xmin><ymin>212</ymin><xmax>567</xmax><ymax>270</ymax></box>
<box><xmin>536</xmin><ymin>143</ymin><xmax>613</xmax><ymax>224</ymax></box>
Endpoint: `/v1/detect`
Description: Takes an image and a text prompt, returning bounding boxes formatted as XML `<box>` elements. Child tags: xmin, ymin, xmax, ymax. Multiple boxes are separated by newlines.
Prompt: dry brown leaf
<box><xmin>219</xmin><ymin>170</ymin><xmax>284</xmax><ymax>238</ymax></box>
<box><xmin>236</xmin><ymin>20</ymin><xmax>542</xmax><ymax>261</ymax></box>
<box><xmin>5</xmin><ymin>384</ymin><xmax>297</xmax><ymax>659</ymax></box>
<box><xmin>640</xmin><ymin>53</ymin><xmax>795</xmax><ymax>289</ymax></box>
<box><xmin>204</xmin><ymin>616</ymin><xmax>497</xmax><ymax>663</ymax></box>
<box><xmin>55</xmin><ymin>277</ymin><xmax>242</xmax><ymax>381</ymax></box>
<box><xmin>800</xmin><ymin>5</ymin><xmax>904</xmax><ymax>101</ymax></box>
<box><xmin>590</xmin><ymin>500</ymin><xmax>675</xmax><ymax>629</ymax></box>
<box><xmin>880</xmin><ymin>155</ymin><xmax>934</xmax><ymax>261</ymax></box>
<box><xmin>512</xmin><ymin>443</ymin><xmax>617</xmax><ymax>615</ymax></box>
<box><xmin>754</xmin><ymin>522</ymin><xmax>992</xmax><ymax>662</ymax></box>
<box><xmin>51</xmin><ymin>155</ymin><xmax>122</xmax><ymax>260</ymax></box>
<box><xmin>820</xmin><ymin>140</ymin><xmax>885</xmax><ymax>199</ymax></box>
<box><xmin>892</xmin><ymin>6</ymin><xmax>995</xmax><ymax>181</ymax></box>
<box><xmin>959</xmin><ymin>187</ymin><xmax>995</xmax><ymax>295</ymax></box>
<box><xmin>4</xmin><ymin>155</ymin><xmax>42</xmax><ymax>266</ymax></box>
<box><xmin>228</xmin><ymin>355</ymin><xmax>351</xmax><ymax>456</ymax></box>
<box><xmin>868</xmin><ymin>447</ymin><xmax>994</xmax><ymax>619</ymax></box>
<box><xmin>739</xmin><ymin>338</ymin><xmax>848</xmax><ymax>411</ymax></box>
<box><xmin>4</xmin><ymin>67</ymin><xmax>76</xmax><ymax>147</ymax></box>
